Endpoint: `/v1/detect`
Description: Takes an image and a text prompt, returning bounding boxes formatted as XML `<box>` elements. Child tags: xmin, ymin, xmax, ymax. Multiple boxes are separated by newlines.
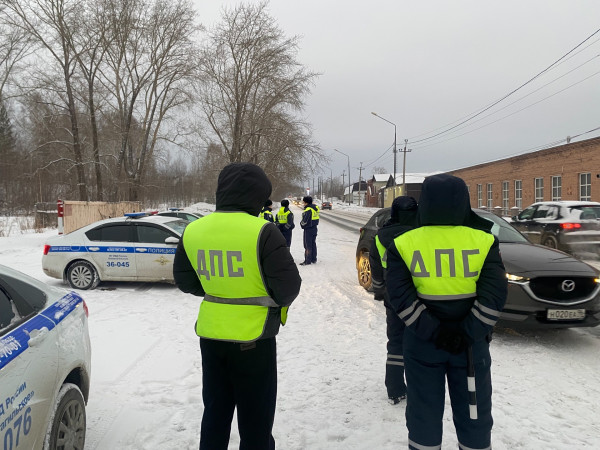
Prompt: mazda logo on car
<box><xmin>561</xmin><ymin>280</ymin><xmax>576</xmax><ymax>292</ymax></box>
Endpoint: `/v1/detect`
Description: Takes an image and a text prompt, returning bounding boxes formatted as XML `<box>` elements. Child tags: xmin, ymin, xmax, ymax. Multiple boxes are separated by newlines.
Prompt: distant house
<box><xmin>342</xmin><ymin>180</ymin><xmax>369</xmax><ymax>204</ymax></box>
<box><xmin>365</xmin><ymin>174</ymin><xmax>391</xmax><ymax>207</ymax></box>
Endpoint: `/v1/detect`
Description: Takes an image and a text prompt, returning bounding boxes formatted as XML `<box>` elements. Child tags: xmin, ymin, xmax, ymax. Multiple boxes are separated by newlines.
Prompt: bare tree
<box><xmin>198</xmin><ymin>1</ymin><xmax>321</xmax><ymax>174</ymax></box>
<box><xmin>101</xmin><ymin>0</ymin><xmax>201</xmax><ymax>200</ymax></box>
<box><xmin>4</xmin><ymin>0</ymin><xmax>90</xmax><ymax>200</ymax></box>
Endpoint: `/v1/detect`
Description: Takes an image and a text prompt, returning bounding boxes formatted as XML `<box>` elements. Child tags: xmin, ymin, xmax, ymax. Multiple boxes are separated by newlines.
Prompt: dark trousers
<box><xmin>385</xmin><ymin>306</ymin><xmax>406</xmax><ymax>398</ymax></box>
<box><xmin>199</xmin><ymin>337</ymin><xmax>277</xmax><ymax>450</ymax></box>
<box><xmin>279</xmin><ymin>227</ymin><xmax>292</xmax><ymax>247</ymax></box>
<box><xmin>303</xmin><ymin>227</ymin><xmax>317</xmax><ymax>263</ymax></box>
<box><xmin>404</xmin><ymin>331</ymin><xmax>493</xmax><ymax>450</ymax></box>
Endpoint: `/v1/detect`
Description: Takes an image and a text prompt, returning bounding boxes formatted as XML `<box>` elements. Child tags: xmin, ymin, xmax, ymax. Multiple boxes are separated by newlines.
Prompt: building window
<box><xmin>551</xmin><ymin>176</ymin><xmax>561</xmax><ymax>201</ymax></box>
<box><xmin>477</xmin><ymin>184</ymin><xmax>482</xmax><ymax>208</ymax></box>
<box><xmin>515</xmin><ymin>180</ymin><xmax>522</xmax><ymax>210</ymax></box>
<box><xmin>502</xmin><ymin>181</ymin><xmax>509</xmax><ymax>215</ymax></box>
<box><xmin>487</xmin><ymin>183</ymin><xmax>493</xmax><ymax>209</ymax></box>
<box><xmin>535</xmin><ymin>177</ymin><xmax>544</xmax><ymax>202</ymax></box>
<box><xmin>580</xmin><ymin>173</ymin><xmax>591</xmax><ymax>201</ymax></box>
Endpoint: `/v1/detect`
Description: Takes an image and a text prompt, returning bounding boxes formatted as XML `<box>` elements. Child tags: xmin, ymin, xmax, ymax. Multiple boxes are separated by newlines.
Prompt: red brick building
<box><xmin>448</xmin><ymin>137</ymin><xmax>600</xmax><ymax>216</ymax></box>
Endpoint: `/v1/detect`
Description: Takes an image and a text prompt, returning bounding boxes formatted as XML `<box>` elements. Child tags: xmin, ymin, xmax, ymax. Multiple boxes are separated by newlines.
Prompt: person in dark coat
<box><xmin>386</xmin><ymin>174</ymin><xmax>508</xmax><ymax>450</ymax></box>
<box><xmin>173</xmin><ymin>163</ymin><xmax>302</xmax><ymax>450</ymax></box>
<box><xmin>369</xmin><ymin>196</ymin><xmax>418</xmax><ymax>405</ymax></box>
<box><xmin>276</xmin><ymin>199</ymin><xmax>295</xmax><ymax>247</ymax></box>
<box><xmin>299</xmin><ymin>195</ymin><xmax>319</xmax><ymax>265</ymax></box>
<box><xmin>259</xmin><ymin>199</ymin><xmax>274</xmax><ymax>222</ymax></box>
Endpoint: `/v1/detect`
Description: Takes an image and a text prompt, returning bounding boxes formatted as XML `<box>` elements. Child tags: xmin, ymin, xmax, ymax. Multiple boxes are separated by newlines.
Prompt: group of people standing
<box><xmin>173</xmin><ymin>162</ymin><xmax>508</xmax><ymax>450</ymax></box>
<box><xmin>259</xmin><ymin>195</ymin><xmax>320</xmax><ymax>266</ymax></box>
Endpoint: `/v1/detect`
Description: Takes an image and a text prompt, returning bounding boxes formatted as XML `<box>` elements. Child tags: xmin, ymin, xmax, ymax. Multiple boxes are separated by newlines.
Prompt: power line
<box><xmin>411</xmin><ymin>69</ymin><xmax>600</xmax><ymax>151</ymax></box>
<box><xmin>408</xmin><ymin>27</ymin><xmax>600</xmax><ymax>145</ymax></box>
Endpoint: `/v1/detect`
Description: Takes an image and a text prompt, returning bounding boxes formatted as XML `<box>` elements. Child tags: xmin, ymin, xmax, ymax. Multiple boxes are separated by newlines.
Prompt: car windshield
<box><xmin>162</xmin><ymin>219</ymin><xmax>189</xmax><ymax>235</ymax></box>
<box><xmin>476</xmin><ymin>211</ymin><xmax>529</xmax><ymax>243</ymax></box>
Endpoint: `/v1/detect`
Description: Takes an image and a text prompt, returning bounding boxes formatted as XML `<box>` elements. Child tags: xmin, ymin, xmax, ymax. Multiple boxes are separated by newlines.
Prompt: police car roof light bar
<box><xmin>124</xmin><ymin>212</ymin><xmax>147</xmax><ymax>218</ymax></box>
<box><xmin>169</xmin><ymin>207</ymin><xmax>183</xmax><ymax>211</ymax></box>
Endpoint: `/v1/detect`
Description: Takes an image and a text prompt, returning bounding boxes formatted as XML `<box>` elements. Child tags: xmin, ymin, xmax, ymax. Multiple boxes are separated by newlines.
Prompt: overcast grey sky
<box><xmin>194</xmin><ymin>1</ymin><xmax>600</xmax><ymax>184</ymax></box>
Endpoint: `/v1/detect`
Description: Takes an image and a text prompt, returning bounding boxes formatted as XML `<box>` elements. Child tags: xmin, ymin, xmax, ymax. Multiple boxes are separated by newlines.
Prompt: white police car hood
<box><xmin>215</xmin><ymin>163</ymin><xmax>272</xmax><ymax>216</ymax></box>
<box><xmin>418</xmin><ymin>173</ymin><xmax>491</xmax><ymax>232</ymax></box>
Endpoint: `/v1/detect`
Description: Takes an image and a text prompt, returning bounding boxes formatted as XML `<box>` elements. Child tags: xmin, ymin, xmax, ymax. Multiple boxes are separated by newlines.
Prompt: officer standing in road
<box><xmin>276</xmin><ymin>199</ymin><xmax>295</xmax><ymax>247</ymax></box>
<box><xmin>259</xmin><ymin>199</ymin><xmax>274</xmax><ymax>222</ymax></box>
<box><xmin>299</xmin><ymin>195</ymin><xmax>319</xmax><ymax>265</ymax></box>
<box><xmin>173</xmin><ymin>163</ymin><xmax>302</xmax><ymax>450</ymax></box>
<box><xmin>369</xmin><ymin>196</ymin><xmax>418</xmax><ymax>405</ymax></box>
<box><xmin>386</xmin><ymin>174</ymin><xmax>507</xmax><ymax>450</ymax></box>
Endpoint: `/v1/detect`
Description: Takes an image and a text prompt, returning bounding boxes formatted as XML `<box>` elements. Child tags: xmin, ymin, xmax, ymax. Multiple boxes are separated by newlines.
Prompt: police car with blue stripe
<box><xmin>42</xmin><ymin>213</ymin><xmax>189</xmax><ymax>290</ymax></box>
<box><xmin>0</xmin><ymin>264</ymin><xmax>91</xmax><ymax>449</ymax></box>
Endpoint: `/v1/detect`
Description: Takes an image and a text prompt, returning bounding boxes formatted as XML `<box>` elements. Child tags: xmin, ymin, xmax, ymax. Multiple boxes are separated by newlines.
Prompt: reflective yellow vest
<box><xmin>304</xmin><ymin>205</ymin><xmax>319</xmax><ymax>220</ymax></box>
<box><xmin>277</xmin><ymin>207</ymin><xmax>290</xmax><ymax>224</ymax></box>
<box><xmin>393</xmin><ymin>226</ymin><xmax>494</xmax><ymax>300</ymax></box>
<box><xmin>259</xmin><ymin>209</ymin><xmax>273</xmax><ymax>221</ymax></box>
<box><xmin>183</xmin><ymin>212</ymin><xmax>281</xmax><ymax>342</ymax></box>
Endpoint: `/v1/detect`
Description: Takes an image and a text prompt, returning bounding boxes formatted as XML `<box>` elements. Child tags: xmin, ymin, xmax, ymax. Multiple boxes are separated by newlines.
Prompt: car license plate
<box><xmin>547</xmin><ymin>309</ymin><xmax>585</xmax><ymax>320</ymax></box>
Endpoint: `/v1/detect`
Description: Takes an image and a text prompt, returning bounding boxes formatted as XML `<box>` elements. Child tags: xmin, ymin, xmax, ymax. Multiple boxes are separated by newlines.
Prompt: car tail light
<box><xmin>560</xmin><ymin>223</ymin><xmax>582</xmax><ymax>230</ymax></box>
<box><xmin>82</xmin><ymin>300</ymin><xmax>89</xmax><ymax>317</ymax></box>
<box><xmin>43</xmin><ymin>245</ymin><xmax>50</xmax><ymax>255</ymax></box>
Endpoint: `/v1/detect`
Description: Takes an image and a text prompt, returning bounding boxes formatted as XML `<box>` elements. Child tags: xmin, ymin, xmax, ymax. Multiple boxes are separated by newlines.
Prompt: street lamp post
<box><xmin>334</xmin><ymin>149</ymin><xmax>351</xmax><ymax>205</ymax></box>
<box><xmin>371</xmin><ymin>112</ymin><xmax>405</xmax><ymax>197</ymax></box>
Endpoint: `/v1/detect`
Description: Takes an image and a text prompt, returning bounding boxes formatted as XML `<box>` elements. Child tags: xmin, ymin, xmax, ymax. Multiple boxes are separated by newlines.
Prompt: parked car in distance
<box><xmin>321</xmin><ymin>201</ymin><xmax>333</xmax><ymax>210</ymax></box>
<box><xmin>356</xmin><ymin>207</ymin><xmax>600</xmax><ymax>329</ymax></box>
<box><xmin>510</xmin><ymin>201</ymin><xmax>600</xmax><ymax>256</ymax></box>
<box><xmin>42</xmin><ymin>213</ymin><xmax>189</xmax><ymax>290</ymax></box>
<box><xmin>153</xmin><ymin>208</ymin><xmax>202</xmax><ymax>222</ymax></box>
<box><xmin>0</xmin><ymin>264</ymin><xmax>91</xmax><ymax>449</ymax></box>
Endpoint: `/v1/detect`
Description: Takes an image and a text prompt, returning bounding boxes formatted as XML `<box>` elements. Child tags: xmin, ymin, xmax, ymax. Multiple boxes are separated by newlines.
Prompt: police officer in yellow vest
<box><xmin>173</xmin><ymin>163</ymin><xmax>302</xmax><ymax>450</ymax></box>
<box><xmin>259</xmin><ymin>199</ymin><xmax>274</xmax><ymax>222</ymax></box>
<box><xmin>299</xmin><ymin>196</ymin><xmax>319</xmax><ymax>265</ymax></box>
<box><xmin>276</xmin><ymin>199</ymin><xmax>295</xmax><ymax>247</ymax></box>
<box><xmin>386</xmin><ymin>174</ymin><xmax>507</xmax><ymax>450</ymax></box>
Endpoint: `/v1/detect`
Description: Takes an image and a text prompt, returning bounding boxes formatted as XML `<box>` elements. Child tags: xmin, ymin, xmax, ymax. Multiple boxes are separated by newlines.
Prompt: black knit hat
<box><xmin>281</xmin><ymin>199</ymin><xmax>289</xmax><ymax>207</ymax></box>
<box><xmin>265</xmin><ymin>199</ymin><xmax>273</xmax><ymax>207</ymax></box>
<box><xmin>302</xmin><ymin>196</ymin><xmax>312</xmax><ymax>204</ymax></box>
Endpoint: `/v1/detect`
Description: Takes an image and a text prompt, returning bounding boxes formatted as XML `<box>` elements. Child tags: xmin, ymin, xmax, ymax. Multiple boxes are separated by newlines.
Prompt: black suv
<box><xmin>511</xmin><ymin>201</ymin><xmax>600</xmax><ymax>256</ymax></box>
<box><xmin>356</xmin><ymin>207</ymin><xmax>600</xmax><ymax>329</ymax></box>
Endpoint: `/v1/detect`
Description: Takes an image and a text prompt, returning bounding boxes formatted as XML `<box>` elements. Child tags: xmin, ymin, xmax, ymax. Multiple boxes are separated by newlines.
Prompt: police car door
<box><xmin>85</xmin><ymin>222</ymin><xmax>138</xmax><ymax>280</ymax></box>
<box><xmin>0</xmin><ymin>278</ymin><xmax>58</xmax><ymax>449</ymax></box>
<box><xmin>133</xmin><ymin>224</ymin><xmax>178</xmax><ymax>281</ymax></box>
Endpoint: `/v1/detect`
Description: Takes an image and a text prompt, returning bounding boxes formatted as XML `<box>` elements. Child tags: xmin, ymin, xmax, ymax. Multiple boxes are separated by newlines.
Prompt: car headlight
<box><xmin>506</xmin><ymin>273</ymin><xmax>530</xmax><ymax>282</ymax></box>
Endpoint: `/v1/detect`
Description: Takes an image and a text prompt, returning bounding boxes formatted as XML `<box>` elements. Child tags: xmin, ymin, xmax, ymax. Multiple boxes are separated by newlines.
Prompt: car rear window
<box><xmin>86</xmin><ymin>224</ymin><xmax>133</xmax><ymax>241</ymax></box>
<box><xmin>572</xmin><ymin>206</ymin><xmax>600</xmax><ymax>220</ymax></box>
<box><xmin>162</xmin><ymin>219</ymin><xmax>189</xmax><ymax>235</ymax></box>
<box><xmin>0</xmin><ymin>274</ymin><xmax>47</xmax><ymax>320</ymax></box>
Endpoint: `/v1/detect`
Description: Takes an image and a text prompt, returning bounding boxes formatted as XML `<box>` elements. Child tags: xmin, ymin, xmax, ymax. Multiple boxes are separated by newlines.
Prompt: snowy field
<box><xmin>1</xmin><ymin>202</ymin><xmax>600</xmax><ymax>449</ymax></box>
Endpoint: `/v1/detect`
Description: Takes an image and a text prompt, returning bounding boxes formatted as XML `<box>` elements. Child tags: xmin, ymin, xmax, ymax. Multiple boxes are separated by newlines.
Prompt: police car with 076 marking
<box><xmin>0</xmin><ymin>264</ymin><xmax>91</xmax><ymax>449</ymax></box>
<box><xmin>42</xmin><ymin>213</ymin><xmax>189</xmax><ymax>290</ymax></box>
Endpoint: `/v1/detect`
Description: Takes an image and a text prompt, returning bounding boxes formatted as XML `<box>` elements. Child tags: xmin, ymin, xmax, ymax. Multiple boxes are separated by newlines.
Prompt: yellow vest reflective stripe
<box><xmin>304</xmin><ymin>206</ymin><xmax>319</xmax><ymax>220</ymax></box>
<box><xmin>375</xmin><ymin>235</ymin><xmax>388</xmax><ymax>268</ymax></box>
<box><xmin>260</xmin><ymin>210</ymin><xmax>273</xmax><ymax>221</ymax></box>
<box><xmin>277</xmin><ymin>207</ymin><xmax>290</xmax><ymax>224</ymax></box>
<box><xmin>183</xmin><ymin>212</ymin><xmax>274</xmax><ymax>341</ymax></box>
<box><xmin>394</xmin><ymin>226</ymin><xmax>494</xmax><ymax>300</ymax></box>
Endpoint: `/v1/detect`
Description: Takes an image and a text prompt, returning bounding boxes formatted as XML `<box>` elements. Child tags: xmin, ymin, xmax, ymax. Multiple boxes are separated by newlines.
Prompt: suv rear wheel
<box><xmin>542</xmin><ymin>235</ymin><xmax>558</xmax><ymax>249</ymax></box>
<box><xmin>357</xmin><ymin>251</ymin><xmax>373</xmax><ymax>291</ymax></box>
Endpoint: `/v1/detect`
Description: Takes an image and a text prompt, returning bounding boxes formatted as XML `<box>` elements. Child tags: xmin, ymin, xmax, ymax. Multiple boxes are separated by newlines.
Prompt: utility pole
<box><xmin>341</xmin><ymin>170</ymin><xmax>346</xmax><ymax>194</ymax></box>
<box><xmin>400</xmin><ymin>139</ymin><xmax>411</xmax><ymax>195</ymax></box>
<box><xmin>358</xmin><ymin>162</ymin><xmax>364</xmax><ymax>206</ymax></box>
